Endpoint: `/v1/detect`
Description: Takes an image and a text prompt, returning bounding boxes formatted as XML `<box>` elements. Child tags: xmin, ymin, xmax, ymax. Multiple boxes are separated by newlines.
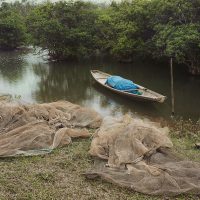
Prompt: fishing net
<box><xmin>85</xmin><ymin>115</ymin><xmax>200</xmax><ymax>196</ymax></box>
<box><xmin>0</xmin><ymin>100</ymin><xmax>102</xmax><ymax>157</ymax></box>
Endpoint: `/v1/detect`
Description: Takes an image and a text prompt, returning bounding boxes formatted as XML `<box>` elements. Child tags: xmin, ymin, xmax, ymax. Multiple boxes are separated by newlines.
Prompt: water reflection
<box><xmin>32</xmin><ymin>62</ymin><xmax>94</xmax><ymax>104</ymax></box>
<box><xmin>0</xmin><ymin>49</ymin><xmax>199</xmax><ymax>120</ymax></box>
<box><xmin>0</xmin><ymin>50</ymin><xmax>26</xmax><ymax>82</ymax></box>
<box><xmin>93</xmin><ymin>84</ymin><xmax>164</xmax><ymax>118</ymax></box>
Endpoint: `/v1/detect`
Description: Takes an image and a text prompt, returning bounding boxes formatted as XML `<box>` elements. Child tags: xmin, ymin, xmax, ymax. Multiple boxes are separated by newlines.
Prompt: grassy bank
<box><xmin>0</xmin><ymin>123</ymin><xmax>200</xmax><ymax>200</ymax></box>
<box><xmin>170</xmin><ymin>118</ymin><xmax>200</xmax><ymax>162</ymax></box>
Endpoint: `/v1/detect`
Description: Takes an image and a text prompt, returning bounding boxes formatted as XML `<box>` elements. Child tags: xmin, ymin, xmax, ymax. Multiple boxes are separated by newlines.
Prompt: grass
<box><xmin>171</xmin><ymin>137</ymin><xmax>200</xmax><ymax>162</ymax></box>
<box><xmin>0</xmin><ymin>122</ymin><xmax>200</xmax><ymax>200</ymax></box>
<box><xmin>170</xmin><ymin>118</ymin><xmax>200</xmax><ymax>162</ymax></box>
<box><xmin>0</xmin><ymin>138</ymin><xmax>156</xmax><ymax>200</ymax></box>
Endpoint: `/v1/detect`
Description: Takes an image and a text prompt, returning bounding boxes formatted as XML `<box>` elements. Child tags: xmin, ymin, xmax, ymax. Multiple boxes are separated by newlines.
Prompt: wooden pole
<box><xmin>170</xmin><ymin>57</ymin><xmax>175</xmax><ymax>116</ymax></box>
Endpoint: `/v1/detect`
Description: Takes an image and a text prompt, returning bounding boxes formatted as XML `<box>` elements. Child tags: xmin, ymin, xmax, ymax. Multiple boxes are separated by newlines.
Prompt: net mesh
<box><xmin>86</xmin><ymin>115</ymin><xmax>200</xmax><ymax>196</ymax></box>
<box><xmin>0</xmin><ymin>100</ymin><xmax>102</xmax><ymax>157</ymax></box>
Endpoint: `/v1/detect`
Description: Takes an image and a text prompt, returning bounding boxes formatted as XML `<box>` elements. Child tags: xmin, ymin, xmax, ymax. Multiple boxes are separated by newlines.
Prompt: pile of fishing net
<box><xmin>0</xmin><ymin>96</ymin><xmax>200</xmax><ymax>196</ymax></box>
<box><xmin>0</xmin><ymin>100</ymin><xmax>102</xmax><ymax>157</ymax></box>
<box><xmin>85</xmin><ymin>115</ymin><xmax>200</xmax><ymax>196</ymax></box>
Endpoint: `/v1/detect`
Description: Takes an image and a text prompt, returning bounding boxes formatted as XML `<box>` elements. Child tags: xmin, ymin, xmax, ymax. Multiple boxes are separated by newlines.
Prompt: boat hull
<box><xmin>91</xmin><ymin>70</ymin><xmax>166</xmax><ymax>103</ymax></box>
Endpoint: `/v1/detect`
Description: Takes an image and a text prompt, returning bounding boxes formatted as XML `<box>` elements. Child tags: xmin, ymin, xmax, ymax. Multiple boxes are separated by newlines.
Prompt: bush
<box><xmin>0</xmin><ymin>3</ymin><xmax>27</xmax><ymax>50</ymax></box>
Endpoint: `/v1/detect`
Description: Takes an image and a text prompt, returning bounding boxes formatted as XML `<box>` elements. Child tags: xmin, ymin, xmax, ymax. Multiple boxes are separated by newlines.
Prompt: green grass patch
<box><xmin>0</xmin><ymin>123</ymin><xmax>199</xmax><ymax>200</ymax></box>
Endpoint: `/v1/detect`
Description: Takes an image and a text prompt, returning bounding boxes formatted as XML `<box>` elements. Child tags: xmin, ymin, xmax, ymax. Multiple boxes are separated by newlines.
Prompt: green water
<box><xmin>0</xmin><ymin>49</ymin><xmax>199</xmax><ymax>120</ymax></box>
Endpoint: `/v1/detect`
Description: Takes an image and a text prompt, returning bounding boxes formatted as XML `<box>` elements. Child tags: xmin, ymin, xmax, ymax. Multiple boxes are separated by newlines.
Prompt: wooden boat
<box><xmin>91</xmin><ymin>70</ymin><xmax>166</xmax><ymax>103</ymax></box>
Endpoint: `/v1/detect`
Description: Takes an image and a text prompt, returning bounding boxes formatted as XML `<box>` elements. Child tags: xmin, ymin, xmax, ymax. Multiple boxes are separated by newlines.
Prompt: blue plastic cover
<box><xmin>106</xmin><ymin>76</ymin><xmax>139</xmax><ymax>94</ymax></box>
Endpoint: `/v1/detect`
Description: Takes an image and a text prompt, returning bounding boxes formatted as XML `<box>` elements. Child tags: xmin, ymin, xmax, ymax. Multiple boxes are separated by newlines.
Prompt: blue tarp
<box><xmin>106</xmin><ymin>76</ymin><xmax>141</xmax><ymax>95</ymax></box>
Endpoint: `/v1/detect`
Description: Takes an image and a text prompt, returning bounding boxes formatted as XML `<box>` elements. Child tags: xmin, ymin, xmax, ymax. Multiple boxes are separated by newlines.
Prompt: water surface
<box><xmin>0</xmin><ymin>49</ymin><xmax>199</xmax><ymax>120</ymax></box>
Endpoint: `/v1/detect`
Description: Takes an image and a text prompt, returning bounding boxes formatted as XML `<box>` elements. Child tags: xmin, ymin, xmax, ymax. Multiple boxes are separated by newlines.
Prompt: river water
<box><xmin>0</xmin><ymin>49</ymin><xmax>199</xmax><ymax>120</ymax></box>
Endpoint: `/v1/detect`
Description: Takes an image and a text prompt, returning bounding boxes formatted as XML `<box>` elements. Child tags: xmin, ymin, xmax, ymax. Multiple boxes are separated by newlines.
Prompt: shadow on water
<box><xmin>92</xmin><ymin>82</ymin><xmax>170</xmax><ymax>120</ymax></box>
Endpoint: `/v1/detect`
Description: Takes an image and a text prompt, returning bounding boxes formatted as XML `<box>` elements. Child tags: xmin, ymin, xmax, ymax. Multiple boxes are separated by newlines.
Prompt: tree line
<box><xmin>0</xmin><ymin>0</ymin><xmax>200</xmax><ymax>75</ymax></box>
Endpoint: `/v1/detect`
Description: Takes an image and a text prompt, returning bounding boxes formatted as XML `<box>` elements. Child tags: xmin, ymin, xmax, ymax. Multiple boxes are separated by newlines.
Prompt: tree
<box><xmin>1</xmin><ymin>0</ymin><xmax>200</xmax><ymax>74</ymax></box>
<box><xmin>150</xmin><ymin>0</ymin><xmax>200</xmax><ymax>74</ymax></box>
<box><xmin>104</xmin><ymin>0</ymin><xmax>153</xmax><ymax>62</ymax></box>
<box><xmin>153</xmin><ymin>24</ymin><xmax>200</xmax><ymax>74</ymax></box>
<box><xmin>0</xmin><ymin>3</ymin><xmax>27</xmax><ymax>50</ymax></box>
<box><xmin>27</xmin><ymin>1</ymin><xmax>99</xmax><ymax>60</ymax></box>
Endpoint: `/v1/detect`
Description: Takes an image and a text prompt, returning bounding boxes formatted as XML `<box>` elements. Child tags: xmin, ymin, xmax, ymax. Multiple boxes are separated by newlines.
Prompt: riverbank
<box><xmin>0</xmin><ymin>120</ymin><xmax>199</xmax><ymax>200</ymax></box>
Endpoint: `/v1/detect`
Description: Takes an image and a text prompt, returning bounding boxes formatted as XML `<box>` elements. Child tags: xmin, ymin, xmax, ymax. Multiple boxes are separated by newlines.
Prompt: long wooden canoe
<box><xmin>91</xmin><ymin>70</ymin><xmax>166</xmax><ymax>103</ymax></box>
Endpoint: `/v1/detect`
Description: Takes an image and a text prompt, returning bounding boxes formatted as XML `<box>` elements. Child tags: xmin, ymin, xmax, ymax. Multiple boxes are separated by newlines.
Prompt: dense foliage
<box><xmin>27</xmin><ymin>1</ymin><xmax>98</xmax><ymax>60</ymax></box>
<box><xmin>0</xmin><ymin>2</ymin><xmax>27</xmax><ymax>50</ymax></box>
<box><xmin>1</xmin><ymin>0</ymin><xmax>200</xmax><ymax>74</ymax></box>
<box><xmin>150</xmin><ymin>0</ymin><xmax>200</xmax><ymax>75</ymax></box>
